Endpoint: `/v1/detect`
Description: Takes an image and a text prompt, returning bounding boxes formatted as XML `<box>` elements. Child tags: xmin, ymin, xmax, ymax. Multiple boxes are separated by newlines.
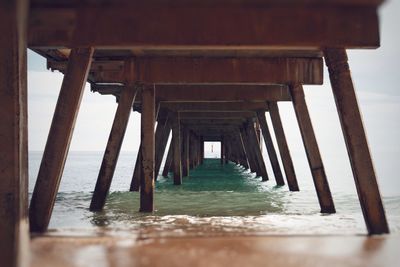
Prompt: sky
<box><xmin>27</xmin><ymin>1</ymin><xmax>400</xmax><ymax>196</ymax></box>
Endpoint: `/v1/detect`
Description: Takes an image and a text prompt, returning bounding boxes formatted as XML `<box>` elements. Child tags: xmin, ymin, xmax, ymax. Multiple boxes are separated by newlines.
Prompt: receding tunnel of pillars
<box><xmin>27</xmin><ymin>52</ymin><xmax>390</xmax><ymax>236</ymax></box>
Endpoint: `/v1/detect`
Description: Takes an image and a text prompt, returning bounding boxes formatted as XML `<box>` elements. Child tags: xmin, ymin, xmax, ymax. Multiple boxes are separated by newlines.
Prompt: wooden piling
<box><xmin>172</xmin><ymin>113</ymin><xmax>182</xmax><ymax>185</ymax></box>
<box><xmin>289</xmin><ymin>84</ymin><xmax>335</xmax><ymax>213</ymax></box>
<box><xmin>239</xmin><ymin>128</ymin><xmax>257</xmax><ymax>174</ymax></box>
<box><xmin>200</xmin><ymin>136</ymin><xmax>204</xmax><ymax>164</ymax></box>
<box><xmin>155</xmin><ymin>115</ymin><xmax>171</xmax><ymax>178</ymax></box>
<box><xmin>268</xmin><ymin>102</ymin><xmax>300</xmax><ymax>191</ymax></box>
<box><xmin>30</xmin><ymin>47</ymin><xmax>94</xmax><ymax>231</ymax></box>
<box><xmin>246</xmin><ymin>121</ymin><xmax>269</xmax><ymax>181</ymax></box>
<box><xmin>130</xmin><ymin>144</ymin><xmax>141</xmax><ymax>191</ymax></box>
<box><xmin>0</xmin><ymin>0</ymin><xmax>29</xmax><ymax>265</ymax></box>
<box><xmin>162</xmin><ymin>143</ymin><xmax>173</xmax><ymax>177</ymax></box>
<box><xmin>221</xmin><ymin>137</ymin><xmax>225</xmax><ymax>165</ymax></box>
<box><xmin>182</xmin><ymin>128</ymin><xmax>190</xmax><ymax>177</ymax></box>
<box><xmin>89</xmin><ymin>60</ymin><xmax>137</xmax><ymax>211</ymax></box>
<box><xmin>140</xmin><ymin>85</ymin><xmax>155</xmax><ymax>212</ymax></box>
<box><xmin>324</xmin><ymin>48</ymin><xmax>389</xmax><ymax>234</ymax></box>
<box><xmin>257</xmin><ymin>111</ymin><xmax>285</xmax><ymax>186</ymax></box>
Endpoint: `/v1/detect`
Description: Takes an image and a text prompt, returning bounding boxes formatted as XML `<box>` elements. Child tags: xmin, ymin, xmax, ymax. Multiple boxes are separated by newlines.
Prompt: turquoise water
<box><xmin>29</xmin><ymin>152</ymin><xmax>400</xmax><ymax>236</ymax></box>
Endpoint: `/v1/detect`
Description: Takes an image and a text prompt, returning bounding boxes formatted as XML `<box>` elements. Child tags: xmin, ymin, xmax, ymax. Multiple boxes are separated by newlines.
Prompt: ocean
<box><xmin>28</xmin><ymin>151</ymin><xmax>400</xmax><ymax>237</ymax></box>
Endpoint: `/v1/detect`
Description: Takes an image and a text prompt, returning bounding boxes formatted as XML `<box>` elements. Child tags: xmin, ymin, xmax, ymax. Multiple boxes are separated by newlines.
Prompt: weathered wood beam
<box><xmin>49</xmin><ymin>57</ymin><xmax>323</xmax><ymax>85</ymax></box>
<box><xmin>179</xmin><ymin>111</ymin><xmax>256</xmax><ymax>119</ymax></box>
<box><xmin>92</xmin><ymin>84</ymin><xmax>292</xmax><ymax>102</ymax></box>
<box><xmin>130</xmin><ymin>143</ymin><xmax>142</xmax><ymax>191</ymax></box>
<box><xmin>257</xmin><ymin>111</ymin><xmax>285</xmax><ymax>186</ymax></box>
<box><xmin>161</xmin><ymin>102</ymin><xmax>269</xmax><ymax>112</ymax></box>
<box><xmin>289</xmin><ymin>84</ymin><xmax>335</xmax><ymax>213</ymax></box>
<box><xmin>29</xmin><ymin>47</ymin><xmax>93</xmax><ymax>232</ymax></box>
<box><xmin>140</xmin><ymin>85</ymin><xmax>155</xmax><ymax>212</ymax></box>
<box><xmin>90</xmin><ymin>60</ymin><xmax>138</xmax><ymax>211</ymax></box>
<box><xmin>239</xmin><ymin>128</ymin><xmax>258</xmax><ymax>174</ymax></box>
<box><xmin>268</xmin><ymin>102</ymin><xmax>299</xmax><ymax>191</ymax></box>
<box><xmin>246</xmin><ymin>121</ymin><xmax>269</xmax><ymax>181</ymax></box>
<box><xmin>182</xmin><ymin>128</ymin><xmax>190</xmax><ymax>177</ymax></box>
<box><xmin>172</xmin><ymin>113</ymin><xmax>182</xmax><ymax>184</ymax></box>
<box><xmin>162</xmin><ymin>143</ymin><xmax>173</xmax><ymax>177</ymax></box>
<box><xmin>154</xmin><ymin>116</ymin><xmax>171</xmax><ymax>179</ymax></box>
<box><xmin>324</xmin><ymin>48</ymin><xmax>389</xmax><ymax>234</ymax></box>
<box><xmin>29</xmin><ymin>4</ymin><xmax>380</xmax><ymax>49</ymax></box>
<box><xmin>221</xmin><ymin>137</ymin><xmax>225</xmax><ymax>165</ymax></box>
<box><xmin>0</xmin><ymin>0</ymin><xmax>29</xmax><ymax>265</ymax></box>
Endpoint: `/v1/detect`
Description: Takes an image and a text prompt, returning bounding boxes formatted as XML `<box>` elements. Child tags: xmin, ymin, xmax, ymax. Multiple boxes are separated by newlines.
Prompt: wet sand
<box><xmin>30</xmin><ymin>233</ymin><xmax>399</xmax><ymax>267</ymax></box>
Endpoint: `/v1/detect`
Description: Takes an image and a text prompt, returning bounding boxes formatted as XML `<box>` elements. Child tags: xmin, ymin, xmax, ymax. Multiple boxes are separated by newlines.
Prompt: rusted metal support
<box><xmin>257</xmin><ymin>111</ymin><xmax>285</xmax><ymax>186</ymax></box>
<box><xmin>140</xmin><ymin>85</ymin><xmax>155</xmax><ymax>212</ymax></box>
<box><xmin>324</xmin><ymin>48</ymin><xmax>389</xmax><ymax>234</ymax></box>
<box><xmin>0</xmin><ymin>0</ymin><xmax>29</xmax><ymax>265</ymax></box>
<box><xmin>30</xmin><ymin>48</ymin><xmax>94</xmax><ymax>232</ymax></box>
<box><xmin>172</xmin><ymin>113</ymin><xmax>182</xmax><ymax>185</ymax></box>
<box><xmin>90</xmin><ymin>60</ymin><xmax>138</xmax><ymax>211</ymax></box>
<box><xmin>246</xmin><ymin>120</ymin><xmax>269</xmax><ymax>181</ymax></box>
<box><xmin>289</xmin><ymin>84</ymin><xmax>335</xmax><ymax>213</ymax></box>
<box><xmin>162</xmin><ymin>143</ymin><xmax>173</xmax><ymax>177</ymax></box>
<box><xmin>268</xmin><ymin>102</ymin><xmax>300</xmax><ymax>191</ymax></box>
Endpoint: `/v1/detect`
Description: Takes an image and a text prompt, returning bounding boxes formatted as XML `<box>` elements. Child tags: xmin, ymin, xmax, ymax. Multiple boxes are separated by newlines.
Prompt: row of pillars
<box><xmin>1</xmin><ymin>47</ymin><xmax>390</xmax><ymax>267</ymax></box>
<box><xmin>0</xmin><ymin>2</ymin><xmax>390</xmax><ymax>266</ymax></box>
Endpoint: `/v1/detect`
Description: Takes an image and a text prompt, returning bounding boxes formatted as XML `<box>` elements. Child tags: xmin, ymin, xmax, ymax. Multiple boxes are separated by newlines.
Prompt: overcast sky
<box><xmin>27</xmin><ymin>1</ymin><xmax>400</xmax><ymax>196</ymax></box>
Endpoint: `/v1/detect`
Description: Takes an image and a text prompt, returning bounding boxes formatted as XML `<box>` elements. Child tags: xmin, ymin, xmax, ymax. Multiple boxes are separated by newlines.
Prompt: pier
<box><xmin>0</xmin><ymin>0</ymin><xmax>394</xmax><ymax>266</ymax></box>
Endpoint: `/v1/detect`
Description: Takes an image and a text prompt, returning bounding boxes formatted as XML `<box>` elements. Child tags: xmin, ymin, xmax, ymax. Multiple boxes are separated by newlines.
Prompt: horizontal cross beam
<box><xmin>29</xmin><ymin>3</ymin><xmax>380</xmax><ymax>48</ymax></box>
<box><xmin>49</xmin><ymin>57</ymin><xmax>323</xmax><ymax>84</ymax></box>
<box><xmin>92</xmin><ymin>84</ymin><xmax>292</xmax><ymax>102</ymax></box>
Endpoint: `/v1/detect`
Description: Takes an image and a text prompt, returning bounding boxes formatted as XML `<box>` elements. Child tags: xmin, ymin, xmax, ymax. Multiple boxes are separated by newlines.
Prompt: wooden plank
<box><xmin>324</xmin><ymin>48</ymin><xmax>389</xmax><ymax>234</ymax></box>
<box><xmin>140</xmin><ymin>85</ymin><xmax>155</xmax><ymax>212</ymax></box>
<box><xmin>28</xmin><ymin>5</ymin><xmax>380</xmax><ymax>48</ymax></box>
<box><xmin>51</xmin><ymin>57</ymin><xmax>323</xmax><ymax>85</ymax></box>
<box><xmin>289</xmin><ymin>84</ymin><xmax>335</xmax><ymax>213</ymax></box>
<box><xmin>90</xmin><ymin>61</ymin><xmax>138</xmax><ymax>211</ymax></box>
<box><xmin>29</xmin><ymin>47</ymin><xmax>93</xmax><ymax>232</ymax></box>
<box><xmin>268</xmin><ymin>102</ymin><xmax>299</xmax><ymax>191</ymax></box>
<box><xmin>257</xmin><ymin>111</ymin><xmax>285</xmax><ymax>186</ymax></box>
<box><xmin>0</xmin><ymin>0</ymin><xmax>29</xmax><ymax>265</ymax></box>
<box><xmin>162</xmin><ymin>143</ymin><xmax>173</xmax><ymax>177</ymax></box>
<box><xmin>93</xmin><ymin>84</ymin><xmax>292</xmax><ymax>102</ymax></box>
<box><xmin>172</xmin><ymin>113</ymin><xmax>182</xmax><ymax>184</ymax></box>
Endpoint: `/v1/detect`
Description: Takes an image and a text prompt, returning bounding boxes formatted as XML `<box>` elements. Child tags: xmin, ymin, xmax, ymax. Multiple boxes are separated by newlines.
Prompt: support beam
<box><xmin>268</xmin><ymin>102</ymin><xmax>299</xmax><ymax>191</ymax></box>
<box><xmin>29</xmin><ymin>4</ymin><xmax>380</xmax><ymax>48</ymax></box>
<box><xmin>182</xmin><ymin>128</ymin><xmax>190</xmax><ymax>177</ymax></box>
<box><xmin>240</xmin><ymin>128</ymin><xmax>259</xmax><ymax>175</ymax></box>
<box><xmin>289</xmin><ymin>84</ymin><xmax>335</xmax><ymax>213</ymax></box>
<box><xmin>93</xmin><ymin>84</ymin><xmax>292</xmax><ymax>102</ymax></box>
<box><xmin>51</xmin><ymin>57</ymin><xmax>323</xmax><ymax>85</ymax></box>
<box><xmin>246</xmin><ymin>121</ymin><xmax>269</xmax><ymax>181</ymax></box>
<box><xmin>29</xmin><ymin>47</ymin><xmax>93</xmax><ymax>232</ymax></box>
<box><xmin>324</xmin><ymin>48</ymin><xmax>389</xmax><ymax>234</ymax></box>
<box><xmin>140</xmin><ymin>85</ymin><xmax>155</xmax><ymax>212</ymax></box>
<box><xmin>162</xmin><ymin>143</ymin><xmax>173</xmax><ymax>177</ymax></box>
<box><xmin>155</xmin><ymin>117</ymin><xmax>171</xmax><ymax>179</ymax></box>
<box><xmin>257</xmin><ymin>111</ymin><xmax>285</xmax><ymax>186</ymax></box>
<box><xmin>221</xmin><ymin>137</ymin><xmax>225</xmax><ymax>165</ymax></box>
<box><xmin>172</xmin><ymin>113</ymin><xmax>182</xmax><ymax>185</ymax></box>
<box><xmin>162</xmin><ymin>102</ymin><xmax>269</xmax><ymax>112</ymax></box>
<box><xmin>0</xmin><ymin>0</ymin><xmax>29</xmax><ymax>265</ymax></box>
<box><xmin>89</xmin><ymin>60</ymin><xmax>137</xmax><ymax>211</ymax></box>
<box><xmin>130</xmin><ymin>144</ymin><xmax>141</xmax><ymax>191</ymax></box>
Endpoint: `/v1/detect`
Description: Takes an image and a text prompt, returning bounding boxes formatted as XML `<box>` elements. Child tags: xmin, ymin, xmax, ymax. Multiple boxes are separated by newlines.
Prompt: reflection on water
<box><xmin>41</xmin><ymin>159</ymin><xmax>400</xmax><ymax>237</ymax></box>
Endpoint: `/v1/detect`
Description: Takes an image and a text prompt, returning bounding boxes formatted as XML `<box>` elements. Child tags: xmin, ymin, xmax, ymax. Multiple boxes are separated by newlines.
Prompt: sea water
<box><xmin>28</xmin><ymin>152</ymin><xmax>400</xmax><ymax>237</ymax></box>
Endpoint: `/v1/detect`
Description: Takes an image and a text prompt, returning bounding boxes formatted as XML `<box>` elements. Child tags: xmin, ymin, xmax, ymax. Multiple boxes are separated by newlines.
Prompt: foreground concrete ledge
<box><xmin>31</xmin><ymin>234</ymin><xmax>400</xmax><ymax>267</ymax></box>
